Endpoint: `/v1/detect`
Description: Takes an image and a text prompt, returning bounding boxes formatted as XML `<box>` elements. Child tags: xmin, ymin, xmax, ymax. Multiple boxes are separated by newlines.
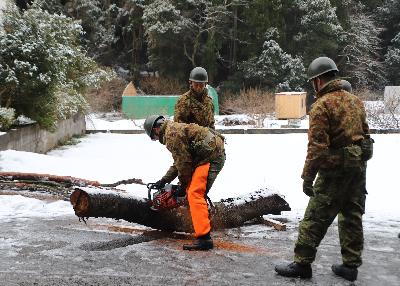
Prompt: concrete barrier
<box><xmin>0</xmin><ymin>113</ymin><xmax>85</xmax><ymax>153</ymax></box>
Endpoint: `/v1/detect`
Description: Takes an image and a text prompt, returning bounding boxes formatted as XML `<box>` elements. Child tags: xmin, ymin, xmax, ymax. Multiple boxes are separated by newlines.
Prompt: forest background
<box><xmin>1</xmin><ymin>0</ymin><xmax>400</xmax><ymax>129</ymax></box>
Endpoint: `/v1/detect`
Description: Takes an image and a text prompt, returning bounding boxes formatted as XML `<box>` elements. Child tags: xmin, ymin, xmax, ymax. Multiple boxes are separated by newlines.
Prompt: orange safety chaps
<box><xmin>186</xmin><ymin>163</ymin><xmax>211</xmax><ymax>237</ymax></box>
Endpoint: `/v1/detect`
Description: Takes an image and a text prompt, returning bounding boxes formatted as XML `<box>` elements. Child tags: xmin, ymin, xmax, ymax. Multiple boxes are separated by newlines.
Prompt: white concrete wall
<box><xmin>0</xmin><ymin>0</ymin><xmax>9</xmax><ymax>13</ymax></box>
<box><xmin>0</xmin><ymin>113</ymin><xmax>86</xmax><ymax>153</ymax></box>
<box><xmin>384</xmin><ymin>86</ymin><xmax>400</xmax><ymax>114</ymax></box>
<box><xmin>0</xmin><ymin>0</ymin><xmax>7</xmax><ymax>10</ymax></box>
<box><xmin>0</xmin><ymin>0</ymin><xmax>9</xmax><ymax>25</ymax></box>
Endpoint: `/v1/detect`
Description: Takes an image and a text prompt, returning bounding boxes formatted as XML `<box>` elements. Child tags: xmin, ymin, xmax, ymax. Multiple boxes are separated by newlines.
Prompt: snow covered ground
<box><xmin>1</xmin><ymin>114</ymin><xmax>399</xmax><ymax>237</ymax></box>
<box><xmin>85</xmin><ymin>113</ymin><xmax>310</xmax><ymax>130</ymax></box>
<box><xmin>85</xmin><ymin>100</ymin><xmax>399</xmax><ymax>131</ymax></box>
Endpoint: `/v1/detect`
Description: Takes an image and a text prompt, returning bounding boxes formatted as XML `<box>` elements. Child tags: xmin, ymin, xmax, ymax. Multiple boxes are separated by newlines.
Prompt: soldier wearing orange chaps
<box><xmin>186</xmin><ymin>163</ymin><xmax>211</xmax><ymax>237</ymax></box>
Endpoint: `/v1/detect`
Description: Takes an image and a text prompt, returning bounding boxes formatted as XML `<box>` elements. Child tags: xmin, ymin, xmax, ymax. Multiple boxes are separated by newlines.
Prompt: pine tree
<box><xmin>142</xmin><ymin>0</ymin><xmax>244</xmax><ymax>81</ymax></box>
<box><xmin>339</xmin><ymin>2</ymin><xmax>386</xmax><ymax>90</ymax></box>
<box><xmin>385</xmin><ymin>32</ymin><xmax>400</xmax><ymax>85</ymax></box>
<box><xmin>240</xmin><ymin>29</ymin><xmax>306</xmax><ymax>91</ymax></box>
<box><xmin>294</xmin><ymin>0</ymin><xmax>344</xmax><ymax>65</ymax></box>
<box><xmin>378</xmin><ymin>0</ymin><xmax>400</xmax><ymax>50</ymax></box>
<box><xmin>379</xmin><ymin>0</ymin><xmax>400</xmax><ymax>85</ymax></box>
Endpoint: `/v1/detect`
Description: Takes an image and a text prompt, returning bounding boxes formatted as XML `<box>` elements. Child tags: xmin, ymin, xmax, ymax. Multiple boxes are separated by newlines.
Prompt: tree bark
<box><xmin>70</xmin><ymin>187</ymin><xmax>291</xmax><ymax>233</ymax></box>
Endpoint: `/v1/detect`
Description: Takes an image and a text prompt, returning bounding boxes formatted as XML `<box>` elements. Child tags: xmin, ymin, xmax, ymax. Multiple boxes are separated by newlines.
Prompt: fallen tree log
<box><xmin>0</xmin><ymin>172</ymin><xmax>291</xmax><ymax>232</ymax></box>
<box><xmin>0</xmin><ymin>172</ymin><xmax>101</xmax><ymax>187</ymax></box>
<box><xmin>70</xmin><ymin>186</ymin><xmax>291</xmax><ymax>233</ymax></box>
<box><xmin>0</xmin><ymin>172</ymin><xmax>144</xmax><ymax>200</ymax></box>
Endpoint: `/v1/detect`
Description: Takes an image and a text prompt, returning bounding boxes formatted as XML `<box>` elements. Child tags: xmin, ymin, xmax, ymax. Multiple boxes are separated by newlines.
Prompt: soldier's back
<box><xmin>312</xmin><ymin>81</ymin><xmax>367</xmax><ymax>148</ymax></box>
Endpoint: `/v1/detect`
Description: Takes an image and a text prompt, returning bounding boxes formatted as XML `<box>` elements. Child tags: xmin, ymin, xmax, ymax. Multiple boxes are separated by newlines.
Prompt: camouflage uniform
<box><xmin>174</xmin><ymin>88</ymin><xmax>215</xmax><ymax>129</ymax></box>
<box><xmin>295</xmin><ymin>79</ymin><xmax>370</xmax><ymax>267</ymax></box>
<box><xmin>158</xmin><ymin>120</ymin><xmax>225</xmax><ymax>190</ymax></box>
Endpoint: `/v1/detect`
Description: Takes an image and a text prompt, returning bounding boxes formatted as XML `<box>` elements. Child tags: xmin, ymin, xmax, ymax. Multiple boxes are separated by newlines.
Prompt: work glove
<box><xmin>174</xmin><ymin>185</ymin><xmax>187</xmax><ymax>206</ymax></box>
<box><xmin>303</xmin><ymin>180</ymin><xmax>314</xmax><ymax>197</ymax></box>
<box><xmin>175</xmin><ymin>185</ymin><xmax>186</xmax><ymax>198</ymax></box>
<box><xmin>153</xmin><ymin>178</ymin><xmax>167</xmax><ymax>189</ymax></box>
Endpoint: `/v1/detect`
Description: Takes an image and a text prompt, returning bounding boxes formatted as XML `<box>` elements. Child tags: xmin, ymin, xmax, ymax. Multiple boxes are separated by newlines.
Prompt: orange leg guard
<box><xmin>186</xmin><ymin>163</ymin><xmax>211</xmax><ymax>237</ymax></box>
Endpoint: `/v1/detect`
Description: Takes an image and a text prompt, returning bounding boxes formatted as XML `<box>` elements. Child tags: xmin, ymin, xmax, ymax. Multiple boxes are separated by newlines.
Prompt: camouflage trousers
<box><xmin>294</xmin><ymin>166</ymin><xmax>367</xmax><ymax>267</ymax></box>
<box><xmin>206</xmin><ymin>152</ymin><xmax>226</xmax><ymax>193</ymax></box>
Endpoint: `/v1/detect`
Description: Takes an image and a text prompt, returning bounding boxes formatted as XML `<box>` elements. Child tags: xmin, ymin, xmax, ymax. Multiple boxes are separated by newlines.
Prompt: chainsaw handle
<box><xmin>147</xmin><ymin>182</ymin><xmax>158</xmax><ymax>189</ymax></box>
<box><xmin>147</xmin><ymin>183</ymin><xmax>156</xmax><ymax>200</ymax></box>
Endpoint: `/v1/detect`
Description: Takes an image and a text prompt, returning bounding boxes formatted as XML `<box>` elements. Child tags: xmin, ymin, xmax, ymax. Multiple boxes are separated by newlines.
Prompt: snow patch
<box><xmin>76</xmin><ymin>186</ymin><xmax>146</xmax><ymax>202</ymax></box>
<box><xmin>0</xmin><ymin>195</ymin><xmax>74</xmax><ymax>220</ymax></box>
<box><xmin>220</xmin><ymin>188</ymin><xmax>279</xmax><ymax>206</ymax></box>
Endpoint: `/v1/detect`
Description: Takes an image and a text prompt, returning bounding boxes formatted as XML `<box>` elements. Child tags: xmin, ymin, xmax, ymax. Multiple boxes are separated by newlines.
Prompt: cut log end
<box><xmin>70</xmin><ymin>189</ymin><xmax>90</xmax><ymax>217</ymax></box>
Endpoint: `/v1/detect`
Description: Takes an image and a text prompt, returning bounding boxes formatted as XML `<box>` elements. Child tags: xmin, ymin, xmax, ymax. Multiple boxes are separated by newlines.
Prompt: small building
<box><xmin>384</xmin><ymin>86</ymin><xmax>400</xmax><ymax>114</ymax></box>
<box><xmin>122</xmin><ymin>85</ymin><xmax>220</xmax><ymax>119</ymax></box>
<box><xmin>275</xmin><ymin>91</ymin><xmax>307</xmax><ymax>119</ymax></box>
<box><xmin>122</xmin><ymin>82</ymin><xmax>137</xmax><ymax>96</ymax></box>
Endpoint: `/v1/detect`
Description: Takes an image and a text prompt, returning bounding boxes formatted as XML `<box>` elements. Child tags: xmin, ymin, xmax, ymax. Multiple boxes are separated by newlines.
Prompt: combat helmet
<box><xmin>189</xmin><ymin>67</ymin><xmax>208</xmax><ymax>83</ymax></box>
<box><xmin>144</xmin><ymin>115</ymin><xmax>165</xmax><ymax>139</ymax></box>
<box><xmin>340</xmin><ymin>79</ymin><xmax>352</xmax><ymax>92</ymax></box>
<box><xmin>307</xmin><ymin>57</ymin><xmax>339</xmax><ymax>80</ymax></box>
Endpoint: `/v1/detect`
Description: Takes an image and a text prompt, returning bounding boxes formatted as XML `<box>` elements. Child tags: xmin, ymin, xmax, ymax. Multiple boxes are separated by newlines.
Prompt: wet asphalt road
<box><xmin>1</xmin><ymin>214</ymin><xmax>399</xmax><ymax>286</ymax></box>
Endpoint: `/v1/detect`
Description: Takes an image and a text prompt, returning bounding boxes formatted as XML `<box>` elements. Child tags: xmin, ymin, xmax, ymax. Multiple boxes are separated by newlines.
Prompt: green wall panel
<box><xmin>122</xmin><ymin>86</ymin><xmax>219</xmax><ymax>119</ymax></box>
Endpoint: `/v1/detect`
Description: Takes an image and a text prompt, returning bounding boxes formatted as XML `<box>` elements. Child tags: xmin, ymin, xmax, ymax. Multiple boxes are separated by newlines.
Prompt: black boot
<box><xmin>183</xmin><ymin>233</ymin><xmax>213</xmax><ymax>251</ymax></box>
<box><xmin>331</xmin><ymin>264</ymin><xmax>358</xmax><ymax>282</ymax></box>
<box><xmin>275</xmin><ymin>262</ymin><xmax>312</xmax><ymax>278</ymax></box>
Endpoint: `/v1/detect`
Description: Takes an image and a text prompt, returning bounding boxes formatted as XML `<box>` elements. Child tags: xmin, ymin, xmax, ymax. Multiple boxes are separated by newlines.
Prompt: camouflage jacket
<box><xmin>302</xmin><ymin>79</ymin><xmax>370</xmax><ymax>181</ymax></box>
<box><xmin>159</xmin><ymin>120</ymin><xmax>224</xmax><ymax>188</ymax></box>
<box><xmin>174</xmin><ymin>88</ymin><xmax>215</xmax><ymax>129</ymax></box>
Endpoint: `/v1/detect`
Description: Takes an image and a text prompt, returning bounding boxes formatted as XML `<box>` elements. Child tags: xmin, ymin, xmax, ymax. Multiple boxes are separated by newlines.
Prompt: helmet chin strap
<box><xmin>312</xmin><ymin>78</ymin><xmax>320</xmax><ymax>93</ymax></box>
<box><xmin>190</xmin><ymin>86</ymin><xmax>206</xmax><ymax>98</ymax></box>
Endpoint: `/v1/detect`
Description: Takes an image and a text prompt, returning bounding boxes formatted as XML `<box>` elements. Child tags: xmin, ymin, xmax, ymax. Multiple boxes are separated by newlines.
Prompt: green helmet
<box><xmin>340</xmin><ymin>79</ymin><xmax>352</xmax><ymax>92</ymax></box>
<box><xmin>307</xmin><ymin>57</ymin><xmax>339</xmax><ymax>80</ymax></box>
<box><xmin>189</xmin><ymin>67</ymin><xmax>208</xmax><ymax>83</ymax></box>
<box><xmin>144</xmin><ymin>115</ymin><xmax>165</xmax><ymax>139</ymax></box>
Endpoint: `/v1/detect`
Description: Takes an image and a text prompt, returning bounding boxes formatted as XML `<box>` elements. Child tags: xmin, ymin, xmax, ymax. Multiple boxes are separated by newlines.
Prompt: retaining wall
<box><xmin>0</xmin><ymin>113</ymin><xmax>86</xmax><ymax>153</ymax></box>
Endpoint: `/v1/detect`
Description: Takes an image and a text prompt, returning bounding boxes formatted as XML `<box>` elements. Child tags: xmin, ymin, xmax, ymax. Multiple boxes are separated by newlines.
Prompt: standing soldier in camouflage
<box><xmin>144</xmin><ymin>115</ymin><xmax>225</xmax><ymax>250</ymax></box>
<box><xmin>174</xmin><ymin>67</ymin><xmax>215</xmax><ymax>129</ymax></box>
<box><xmin>275</xmin><ymin>57</ymin><xmax>373</xmax><ymax>282</ymax></box>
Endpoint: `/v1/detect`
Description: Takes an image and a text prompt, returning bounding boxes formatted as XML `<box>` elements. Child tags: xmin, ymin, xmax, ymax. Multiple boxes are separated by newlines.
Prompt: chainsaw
<box><xmin>147</xmin><ymin>183</ymin><xmax>186</xmax><ymax>211</ymax></box>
